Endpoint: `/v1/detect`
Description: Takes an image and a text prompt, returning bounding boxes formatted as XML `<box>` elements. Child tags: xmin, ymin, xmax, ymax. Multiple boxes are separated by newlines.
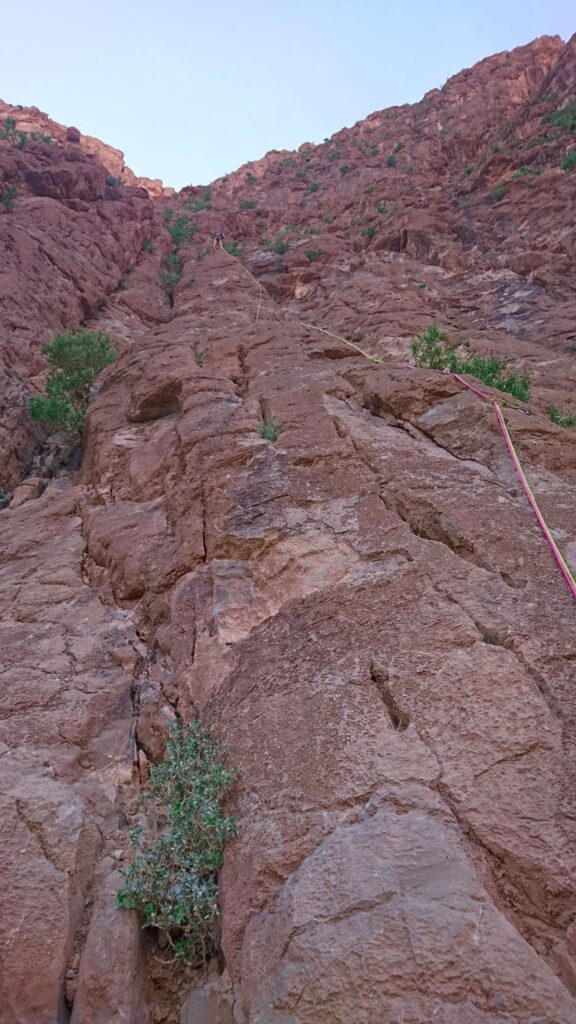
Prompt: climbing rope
<box><xmin>301</xmin><ymin>322</ymin><xmax>576</xmax><ymax>601</ymax></box>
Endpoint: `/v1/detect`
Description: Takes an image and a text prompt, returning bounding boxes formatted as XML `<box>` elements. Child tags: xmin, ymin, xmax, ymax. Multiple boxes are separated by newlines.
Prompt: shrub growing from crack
<box><xmin>117</xmin><ymin>722</ymin><xmax>237</xmax><ymax>962</ymax></box>
<box><xmin>224</xmin><ymin>240</ymin><xmax>244</xmax><ymax>256</ymax></box>
<box><xmin>561</xmin><ymin>151</ymin><xmax>576</xmax><ymax>172</ymax></box>
<box><xmin>160</xmin><ymin>251</ymin><xmax>183</xmax><ymax>294</ymax></box>
<box><xmin>0</xmin><ymin>183</ymin><xmax>17</xmax><ymax>211</ymax></box>
<box><xmin>28</xmin><ymin>329</ymin><xmax>116</xmax><ymax>434</ymax></box>
<box><xmin>548</xmin><ymin>404</ymin><xmax>576</xmax><ymax>428</ymax></box>
<box><xmin>239</xmin><ymin>199</ymin><xmax>257</xmax><ymax>210</ymax></box>
<box><xmin>411</xmin><ymin>325</ymin><xmax>531</xmax><ymax>402</ymax></box>
<box><xmin>258</xmin><ymin>417</ymin><xmax>283</xmax><ymax>442</ymax></box>
<box><xmin>168</xmin><ymin>215</ymin><xmax>197</xmax><ymax>250</ymax></box>
<box><xmin>305</xmin><ymin>249</ymin><xmax>323</xmax><ymax>263</ymax></box>
<box><xmin>361</xmin><ymin>223</ymin><xmax>377</xmax><ymax>239</ymax></box>
<box><xmin>194</xmin><ymin>348</ymin><xmax>206</xmax><ymax>365</ymax></box>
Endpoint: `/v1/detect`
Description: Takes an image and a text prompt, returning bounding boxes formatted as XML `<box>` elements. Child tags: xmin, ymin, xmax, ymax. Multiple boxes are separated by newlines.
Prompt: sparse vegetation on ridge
<box><xmin>411</xmin><ymin>325</ymin><xmax>531</xmax><ymax>402</ymax></box>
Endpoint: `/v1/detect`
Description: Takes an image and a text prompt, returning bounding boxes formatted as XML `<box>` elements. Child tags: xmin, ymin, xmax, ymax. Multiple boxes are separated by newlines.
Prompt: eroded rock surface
<box><xmin>1</xmin><ymin>32</ymin><xmax>576</xmax><ymax>1024</ymax></box>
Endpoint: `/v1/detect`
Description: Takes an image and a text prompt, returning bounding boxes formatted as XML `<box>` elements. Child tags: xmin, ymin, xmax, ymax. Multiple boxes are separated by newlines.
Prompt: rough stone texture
<box><xmin>1</xmin><ymin>32</ymin><xmax>576</xmax><ymax>1024</ymax></box>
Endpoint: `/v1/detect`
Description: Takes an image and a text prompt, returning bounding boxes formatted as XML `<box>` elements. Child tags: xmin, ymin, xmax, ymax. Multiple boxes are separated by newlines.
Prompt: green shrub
<box><xmin>163</xmin><ymin>208</ymin><xmax>174</xmax><ymax>222</ymax></box>
<box><xmin>0</xmin><ymin>117</ymin><xmax>17</xmax><ymax>142</ymax></box>
<box><xmin>308</xmin><ymin>182</ymin><xmax>320</xmax><ymax>193</ymax></box>
<box><xmin>305</xmin><ymin>249</ymin><xmax>323</xmax><ymax>263</ymax></box>
<box><xmin>387</xmin><ymin>154</ymin><xmax>397</xmax><ymax>168</ymax></box>
<box><xmin>295</xmin><ymin>168</ymin><xmax>308</xmax><ymax>180</ymax></box>
<box><xmin>490</xmin><ymin>143</ymin><xmax>500</xmax><ymax>153</ymax></box>
<box><xmin>106</xmin><ymin>176</ymin><xmax>121</xmax><ymax>188</ymax></box>
<box><xmin>361</xmin><ymin>223</ymin><xmax>377</xmax><ymax>239</ymax></box>
<box><xmin>465</xmin><ymin>164</ymin><xmax>474</xmax><ymax>175</ymax></box>
<box><xmin>542</xmin><ymin>101</ymin><xmax>576</xmax><ymax>132</ymax></box>
<box><xmin>239</xmin><ymin>199</ymin><xmax>257</xmax><ymax>210</ymax></box>
<box><xmin>117</xmin><ymin>722</ymin><xmax>236</xmax><ymax>962</ymax></box>
<box><xmin>370</xmin><ymin>145</ymin><xmax>378</xmax><ymax>156</ymax></box>
<box><xmin>548</xmin><ymin>404</ymin><xmax>576</xmax><ymax>428</ymax></box>
<box><xmin>186</xmin><ymin>188</ymin><xmax>212</xmax><ymax>212</ymax></box>
<box><xmin>366</xmin><ymin>184</ymin><xmax>375</xmax><ymax>193</ymax></box>
<box><xmin>258</xmin><ymin>417</ymin><xmax>283</xmax><ymax>442</ymax></box>
<box><xmin>376</xmin><ymin>201</ymin><xmax>388</xmax><ymax>215</ymax></box>
<box><xmin>328</xmin><ymin>150</ymin><xmax>342</xmax><ymax>162</ymax></box>
<box><xmin>339</xmin><ymin>164</ymin><xmax>350</xmax><ymax>175</ymax></box>
<box><xmin>418</xmin><ymin>282</ymin><xmax>427</xmax><ymax>289</ymax></box>
<box><xmin>168</xmin><ymin>215</ymin><xmax>196</xmax><ymax>249</ymax></box>
<box><xmin>246</xmin><ymin>171</ymin><xmax>256</xmax><ymax>185</ymax></box>
<box><xmin>512</xmin><ymin>165</ymin><xmax>541</xmax><ymax>179</ymax></box>
<box><xmin>491</xmin><ymin>184</ymin><xmax>507</xmax><ymax>202</ymax></box>
<box><xmin>323</xmin><ymin>214</ymin><xmax>333</xmax><ymax>224</ymax></box>
<box><xmin>223</xmin><ymin>240</ymin><xmax>244</xmax><ymax>256</ymax></box>
<box><xmin>281</xmin><ymin>157</ymin><xmax>296</xmax><ymax>168</ymax></box>
<box><xmin>141</xmin><ymin>237</ymin><xmax>155</xmax><ymax>253</ymax></box>
<box><xmin>194</xmin><ymin>348</ymin><xmax>206</xmax><ymax>365</ymax></box>
<box><xmin>411</xmin><ymin>324</ymin><xmax>449</xmax><ymax>370</ymax></box>
<box><xmin>411</xmin><ymin>325</ymin><xmax>531</xmax><ymax>401</ymax></box>
<box><xmin>160</xmin><ymin>251</ymin><xmax>183</xmax><ymax>293</ymax></box>
<box><xmin>393</xmin><ymin>142</ymin><xmax>403</xmax><ymax>153</ymax></box>
<box><xmin>304</xmin><ymin>226</ymin><xmax>317</xmax><ymax>235</ymax></box>
<box><xmin>561</xmin><ymin>151</ymin><xmax>576</xmax><ymax>172</ymax></box>
<box><xmin>0</xmin><ymin>183</ymin><xmax>17</xmax><ymax>211</ymax></box>
<box><xmin>273</xmin><ymin>241</ymin><xmax>288</xmax><ymax>255</ymax></box>
<box><xmin>28</xmin><ymin>329</ymin><xmax>116</xmax><ymax>432</ymax></box>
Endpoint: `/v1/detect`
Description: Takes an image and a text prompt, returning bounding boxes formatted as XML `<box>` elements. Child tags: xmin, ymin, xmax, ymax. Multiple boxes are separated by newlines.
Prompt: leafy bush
<box><xmin>160</xmin><ymin>251</ymin><xmax>183</xmax><ymax>293</ymax></box>
<box><xmin>0</xmin><ymin>117</ymin><xmax>17</xmax><ymax>142</ymax></box>
<box><xmin>163</xmin><ymin>208</ymin><xmax>174</xmax><ymax>222</ymax></box>
<box><xmin>258</xmin><ymin>417</ymin><xmax>283</xmax><ymax>442</ymax></box>
<box><xmin>106</xmin><ymin>176</ymin><xmax>121</xmax><ymax>188</ymax></box>
<box><xmin>548</xmin><ymin>404</ymin><xmax>576</xmax><ymax>428</ymax></box>
<box><xmin>542</xmin><ymin>101</ymin><xmax>576</xmax><ymax>132</ymax></box>
<box><xmin>246</xmin><ymin>171</ymin><xmax>256</xmax><ymax>185</ymax></box>
<box><xmin>295</xmin><ymin>168</ymin><xmax>308</xmax><ymax>180</ymax></box>
<box><xmin>194</xmin><ymin>348</ymin><xmax>206</xmax><ymax>366</ymax></box>
<box><xmin>28</xmin><ymin>329</ymin><xmax>116</xmax><ymax>432</ymax></box>
<box><xmin>387</xmin><ymin>154</ymin><xmax>397</xmax><ymax>168</ymax></box>
<box><xmin>272</xmin><ymin>241</ymin><xmax>288</xmax><ymax>255</ymax></box>
<box><xmin>141</xmin><ymin>237</ymin><xmax>155</xmax><ymax>253</ymax></box>
<box><xmin>366</xmin><ymin>184</ymin><xmax>375</xmax><ymax>193</ymax></box>
<box><xmin>361</xmin><ymin>223</ymin><xmax>377</xmax><ymax>239</ymax></box>
<box><xmin>117</xmin><ymin>722</ymin><xmax>236</xmax><ymax>962</ymax></box>
<box><xmin>370</xmin><ymin>145</ymin><xmax>378</xmax><ymax>156</ymax></box>
<box><xmin>465</xmin><ymin>164</ymin><xmax>474</xmax><ymax>175</ymax></box>
<box><xmin>376</xmin><ymin>201</ymin><xmax>388</xmax><ymax>215</ymax></box>
<box><xmin>393</xmin><ymin>142</ymin><xmax>403</xmax><ymax>153</ymax></box>
<box><xmin>308</xmin><ymin>182</ymin><xmax>319</xmax><ymax>193</ymax></box>
<box><xmin>339</xmin><ymin>164</ymin><xmax>350</xmax><ymax>175</ymax></box>
<box><xmin>411</xmin><ymin>325</ymin><xmax>531</xmax><ymax>401</ymax></box>
<box><xmin>186</xmin><ymin>189</ymin><xmax>212</xmax><ymax>212</ymax></box>
<box><xmin>305</xmin><ymin>249</ymin><xmax>323</xmax><ymax>263</ymax></box>
<box><xmin>512</xmin><ymin>165</ymin><xmax>541</xmax><ymax>179</ymax></box>
<box><xmin>168</xmin><ymin>215</ymin><xmax>196</xmax><ymax>249</ymax></box>
<box><xmin>223</xmin><ymin>240</ymin><xmax>244</xmax><ymax>256</ymax></box>
<box><xmin>561</xmin><ymin>151</ymin><xmax>576</xmax><ymax>172</ymax></box>
<box><xmin>490</xmin><ymin>143</ymin><xmax>500</xmax><ymax>153</ymax></box>
<box><xmin>491</xmin><ymin>184</ymin><xmax>507</xmax><ymax>202</ymax></box>
<box><xmin>0</xmin><ymin>183</ymin><xmax>17</xmax><ymax>210</ymax></box>
<box><xmin>304</xmin><ymin>226</ymin><xmax>317</xmax><ymax>235</ymax></box>
<box><xmin>239</xmin><ymin>199</ymin><xmax>257</xmax><ymax>210</ymax></box>
<box><xmin>328</xmin><ymin>150</ymin><xmax>342</xmax><ymax>162</ymax></box>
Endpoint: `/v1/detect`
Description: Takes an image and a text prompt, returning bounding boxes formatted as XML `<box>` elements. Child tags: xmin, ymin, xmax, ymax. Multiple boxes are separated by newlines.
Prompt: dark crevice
<box><xmin>369</xmin><ymin>662</ymin><xmax>410</xmax><ymax>732</ymax></box>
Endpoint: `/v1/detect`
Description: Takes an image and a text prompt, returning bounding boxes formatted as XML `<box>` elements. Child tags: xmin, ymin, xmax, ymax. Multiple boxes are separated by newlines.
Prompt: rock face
<box><xmin>1</xmin><ymin>32</ymin><xmax>576</xmax><ymax>1024</ymax></box>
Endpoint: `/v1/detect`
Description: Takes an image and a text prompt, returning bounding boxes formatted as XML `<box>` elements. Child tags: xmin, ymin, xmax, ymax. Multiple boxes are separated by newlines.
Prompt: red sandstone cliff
<box><xmin>1</xmin><ymin>34</ymin><xmax>576</xmax><ymax>1024</ymax></box>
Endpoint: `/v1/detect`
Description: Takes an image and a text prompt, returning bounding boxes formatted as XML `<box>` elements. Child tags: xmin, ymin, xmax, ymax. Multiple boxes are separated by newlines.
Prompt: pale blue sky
<box><xmin>2</xmin><ymin>1</ymin><xmax>574</xmax><ymax>189</ymax></box>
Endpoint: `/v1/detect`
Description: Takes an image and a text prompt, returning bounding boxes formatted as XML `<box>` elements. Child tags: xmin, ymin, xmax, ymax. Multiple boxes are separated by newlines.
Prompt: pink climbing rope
<box><xmin>453</xmin><ymin>373</ymin><xmax>576</xmax><ymax>601</ymax></box>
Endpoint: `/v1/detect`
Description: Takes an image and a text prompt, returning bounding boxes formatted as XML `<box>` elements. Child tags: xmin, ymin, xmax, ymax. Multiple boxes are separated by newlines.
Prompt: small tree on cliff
<box><xmin>117</xmin><ymin>721</ymin><xmax>237</xmax><ymax>962</ymax></box>
<box><xmin>28</xmin><ymin>329</ymin><xmax>116</xmax><ymax>434</ymax></box>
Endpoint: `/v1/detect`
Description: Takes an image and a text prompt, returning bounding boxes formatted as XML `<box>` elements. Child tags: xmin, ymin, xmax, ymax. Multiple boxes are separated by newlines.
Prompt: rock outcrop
<box><xmin>1</xmin><ymin>33</ymin><xmax>576</xmax><ymax>1024</ymax></box>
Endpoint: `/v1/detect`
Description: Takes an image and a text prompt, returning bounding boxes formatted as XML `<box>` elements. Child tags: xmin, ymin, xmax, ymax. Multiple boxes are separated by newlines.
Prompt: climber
<box><xmin>212</xmin><ymin>231</ymin><xmax>225</xmax><ymax>250</ymax></box>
